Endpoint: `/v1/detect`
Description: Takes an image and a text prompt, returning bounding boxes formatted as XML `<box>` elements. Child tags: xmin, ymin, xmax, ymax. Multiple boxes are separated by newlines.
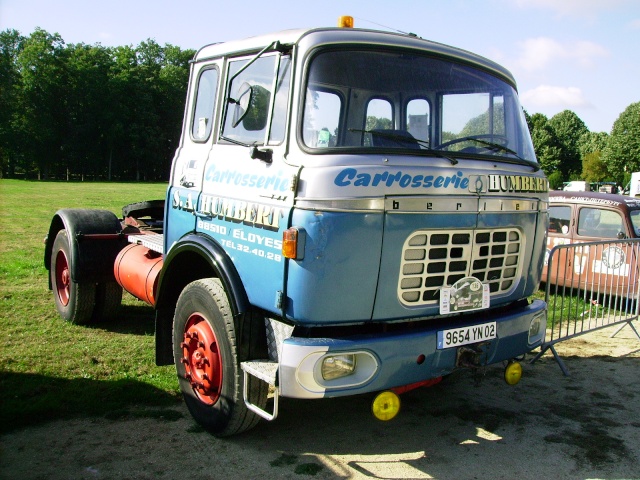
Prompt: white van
<box><xmin>563</xmin><ymin>180</ymin><xmax>591</xmax><ymax>192</ymax></box>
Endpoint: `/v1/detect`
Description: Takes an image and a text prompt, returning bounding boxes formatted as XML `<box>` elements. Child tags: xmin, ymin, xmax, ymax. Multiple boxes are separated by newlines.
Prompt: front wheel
<box><xmin>50</xmin><ymin>230</ymin><xmax>96</xmax><ymax>324</ymax></box>
<box><xmin>173</xmin><ymin>278</ymin><xmax>267</xmax><ymax>437</ymax></box>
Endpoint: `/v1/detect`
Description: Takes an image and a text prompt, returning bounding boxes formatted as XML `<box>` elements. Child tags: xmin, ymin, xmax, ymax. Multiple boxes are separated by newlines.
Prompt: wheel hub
<box><xmin>181</xmin><ymin>314</ymin><xmax>222</xmax><ymax>405</ymax></box>
<box><xmin>55</xmin><ymin>250</ymin><xmax>71</xmax><ymax>306</ymax></box>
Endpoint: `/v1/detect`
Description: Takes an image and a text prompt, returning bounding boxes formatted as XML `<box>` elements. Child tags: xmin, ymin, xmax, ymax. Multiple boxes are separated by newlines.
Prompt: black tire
<box><xmin>93</xmin><ymin>281</ymin><xmax>123</xmax><ymax>320</ymax></box>
<box><xmin>173</xmin><ymin>278</ymin><xmax>267</xmax><ymax>437</ymax></box>
<box><xmin>122</xmin><ymin>200</ymin><xmax>165</xmax><ymax>220</ymax></box>
<box><xmin>50</xmin><ymin>230</ymin><xmax>96</xmax><ymax>324</ymax></box>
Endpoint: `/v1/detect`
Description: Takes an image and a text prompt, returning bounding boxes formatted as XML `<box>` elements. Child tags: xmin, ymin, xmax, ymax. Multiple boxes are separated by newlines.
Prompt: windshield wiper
<box><xmin>463</xmin><ymin>137</ymin><xmax>522</xmax><ymax>158</ymax></box>
<box><xmin>219</xmin><ymin>135</ymin><xmax>252</xmax><ymax>147</ymax></box>
<box><xmin>435</xmin><ymin>136</ymin><xmax>540</xmax><ymax>172</ymax></box>
<box><xmin>348</xmin><ymin>128</ymin><xmax>458</xmax><ymax>165</ymax></box>
<box><xmin>218</xmin><ymin>136</ymin><xmax>273</xmax><ymax>163</ymax></box>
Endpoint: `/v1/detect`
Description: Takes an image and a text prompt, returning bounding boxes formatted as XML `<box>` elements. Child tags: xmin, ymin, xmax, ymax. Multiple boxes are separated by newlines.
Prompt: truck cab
<box><xmin>45</xmin><ymin>20</ymin><xmax>548</xmax><ymax>436</ymax></box>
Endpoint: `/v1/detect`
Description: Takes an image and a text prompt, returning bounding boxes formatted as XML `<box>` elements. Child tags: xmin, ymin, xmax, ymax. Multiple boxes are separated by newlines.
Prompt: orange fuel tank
<box><xmin>114</xmin><ymin>243</ymin><xmax>163</xmax><ymax>306</ymax></box>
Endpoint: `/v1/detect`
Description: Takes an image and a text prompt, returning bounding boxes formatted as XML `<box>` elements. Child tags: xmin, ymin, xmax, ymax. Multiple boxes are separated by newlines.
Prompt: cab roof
<box><xmin>193</xmin><ymin>27</ymin><xmax>516</xmax><ymax>87</ymax></box>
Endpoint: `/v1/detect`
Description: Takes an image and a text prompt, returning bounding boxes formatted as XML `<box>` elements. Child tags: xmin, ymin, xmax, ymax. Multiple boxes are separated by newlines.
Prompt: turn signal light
<box><xmin>282</xmin><ymin>227</ymin><xmax>298</xmax><ymax>259</ymax></box>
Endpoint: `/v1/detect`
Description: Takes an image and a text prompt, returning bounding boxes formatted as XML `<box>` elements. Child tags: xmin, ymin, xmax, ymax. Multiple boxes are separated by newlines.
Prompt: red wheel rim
<box><xmin>54</xmin><ymin>250</ymin><xmax>71</xmax><ymax>306</ymax></box>
<box><xmin>180</xmin><ymin>313</ymin><xmax>222</xmax><ymax>405</ymax></box>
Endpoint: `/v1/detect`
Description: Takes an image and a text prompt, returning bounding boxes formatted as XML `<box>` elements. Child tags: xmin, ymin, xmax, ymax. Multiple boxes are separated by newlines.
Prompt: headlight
<box><xmin>528</xmin><ymin>312</ymin><xmax>546</xmax><ymax>344</ymax></box>
<box><xmin>529</xmin><ymin>317</ymin><xmax>540</xmax><ymax>337</ymax></box>
<box><xmin>321</xmin><ymin>354</ymin><xmax>356</xmax><ymax>380</ymax></box>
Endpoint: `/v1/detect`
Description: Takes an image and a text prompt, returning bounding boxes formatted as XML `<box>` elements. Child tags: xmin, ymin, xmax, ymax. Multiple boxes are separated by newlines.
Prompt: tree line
<box><xmin>0</xmin><ymin>28</ymin><xmax>194</xmax><ymax>181</ymax></box>
<box><xmin>526</xmin><ymin>105</ymin><xmax>640</xmax><ymax>190</ymax></box>
<box><xmin>1</xmin><ymin>28</ymin><xmax>639</xmax><ymax>187</ymax></box>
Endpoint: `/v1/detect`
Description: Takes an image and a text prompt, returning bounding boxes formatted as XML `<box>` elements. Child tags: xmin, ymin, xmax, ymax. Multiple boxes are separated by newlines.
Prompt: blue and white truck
<box><xmin>45</xmin><ymin>18</ymin><xmax>548</xmax><ymax>436</ymax></box>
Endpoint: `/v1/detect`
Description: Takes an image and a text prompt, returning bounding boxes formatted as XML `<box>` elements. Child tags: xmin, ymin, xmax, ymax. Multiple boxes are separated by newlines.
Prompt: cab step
<box><xmin>241</xmin><ymin>360</ymin><xmax>279</xmax><ymax>421</ymax></box>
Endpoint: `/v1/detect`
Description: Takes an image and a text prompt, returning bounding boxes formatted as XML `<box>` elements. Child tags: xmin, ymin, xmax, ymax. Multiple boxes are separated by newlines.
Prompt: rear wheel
<box><xmin>173</xmin><ymin>278</ymin><xmax>267</xmax><ymax>437</ymax></box>
<box><xmin>50</xmin><ymin>230</ymin><xmax>96</xmax><ymax>324</ymax></box>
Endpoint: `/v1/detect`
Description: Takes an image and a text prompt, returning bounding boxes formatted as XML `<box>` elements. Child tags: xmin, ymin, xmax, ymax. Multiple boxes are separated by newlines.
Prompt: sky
<box><xmin>1</xmin><ymin>0</ymin><xmax>639</xmax><ymax>134</ymax></box>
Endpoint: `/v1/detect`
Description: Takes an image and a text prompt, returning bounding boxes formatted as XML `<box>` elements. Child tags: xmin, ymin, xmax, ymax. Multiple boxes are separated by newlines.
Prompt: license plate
<box><xmin>437</xmin><ymin>322</ymin><xmax>497</xmax><ymax>349</ymax></box>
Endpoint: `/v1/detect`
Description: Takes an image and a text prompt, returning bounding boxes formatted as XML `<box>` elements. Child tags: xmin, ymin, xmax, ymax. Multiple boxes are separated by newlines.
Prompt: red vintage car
<box><xmin>543</xmin><ymin>191</ymin><xmax>640</xmax><ymax>298</ymax></box>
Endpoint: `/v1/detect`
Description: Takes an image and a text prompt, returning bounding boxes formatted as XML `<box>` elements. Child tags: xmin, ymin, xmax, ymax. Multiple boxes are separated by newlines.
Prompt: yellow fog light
<box><xmin>321</xmin><ymin>354</ymin><xmax>356</xmax><ymax>380</ymax></box>
<box><xmin>372</xmin><ymin>391</ymin><xmax>400</xmax><ymax>421</ymax></box>
<box><xmin>504</xmin><ymin>361</ymin><xmax>522</xmax><ymax>385</ymax></box>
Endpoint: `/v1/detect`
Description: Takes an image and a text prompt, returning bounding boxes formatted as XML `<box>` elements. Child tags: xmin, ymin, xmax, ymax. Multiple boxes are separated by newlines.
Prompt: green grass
<box><xmin>0</xmin><ymin>179</ymin><xmax>181</xmax><ymax>434</ymax></box>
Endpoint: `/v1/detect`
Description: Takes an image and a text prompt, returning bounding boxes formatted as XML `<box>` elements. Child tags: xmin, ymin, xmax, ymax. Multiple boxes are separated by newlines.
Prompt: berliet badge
<box><xmin>440</xmin><ymin>276</ymin><xmax>490</xmax><ymax>314</ymax></box>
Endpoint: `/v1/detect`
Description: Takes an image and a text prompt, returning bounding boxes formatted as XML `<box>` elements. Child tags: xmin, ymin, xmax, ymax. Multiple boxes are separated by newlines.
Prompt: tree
<box><xmin>547</xmin><ymin>170</ymin><xmax>564</xmax><ymax>190</ymax></box>
<box><xmin>548</xmin><ymin>110</ymin><xmax>589</xmax><ymax>178</ymax></box>
<box><xmin>14</xmin><ymin>28</ymin><xmax>69</xmax><ymax>178</ymax></box>
<box><xmin>106</xmin><ymin>40</ymin><xmax>194</xmax><ymax>180</ymax></box>
<box><xmin>526</xmin><ymin>112</ymin><xmax>563</xmax><ymax>177</ymax></box>
<box><xmin>155</xmin><ymin>44</ymin><xmax>195</xmax><ymax>178</ymax></box>
<box><xmin>578</xmin><ymin>131</ymin><xmax>608</xmax><ymax>158</ymax></box>
<box><xmin>64</xmin><ymin>42</ymin><xmax>115</xmax><ymax>179</ymax></box>
<box><xmin>578</xmin><ymin>131</ymin><xmax>610</xmax><ymax>183</ymax></box>
<box><xmin>0</xmin><ymin>29</ymin><xmax>25</xmax><ymax>177</ymax></box>
<box><xmin>602</xmin><ymin>102</ymin><xmax>640</xmax><ymax>184</ymax></box>
<box><xmin>582</xmin><ymin>152</ymin><xmax>610</xmax><ymax>183</ymax></box>
<box><xmin>0</xmin><ymin>28</ymin><xmax>195</xmax><ymax>181</ymax></box>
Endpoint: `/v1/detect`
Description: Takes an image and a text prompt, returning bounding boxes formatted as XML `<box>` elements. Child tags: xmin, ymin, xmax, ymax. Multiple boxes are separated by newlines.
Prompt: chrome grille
<box><xmin>398</xmin><ymin>228</ymin><xmax>523</xmax><ymax>306</ymax></box>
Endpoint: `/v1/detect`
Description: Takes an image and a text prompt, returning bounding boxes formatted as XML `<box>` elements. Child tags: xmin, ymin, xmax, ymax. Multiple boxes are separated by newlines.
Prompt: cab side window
<box><xmin>549</xmin><ymin>205</ymin><xmax>571</xmax><ymax>235</ymax></box>
<box><xmin>191</xmin><ymin>67</ymin><xmax>219</xmax><ymax>141</ymax></box>
<box><xmin>578</xmin><ymin>207</ymin><xmax>623</xmax><ymax>238</ymax></box>
<box><xmin>222</xmin><ymin>55</ymin><xmax>277</xmax><ymax>145</ymax></box>
<box><xmin>268</xmin><ymin>55</ymin><xmax>291</xmax><ymax>145</ymax></box>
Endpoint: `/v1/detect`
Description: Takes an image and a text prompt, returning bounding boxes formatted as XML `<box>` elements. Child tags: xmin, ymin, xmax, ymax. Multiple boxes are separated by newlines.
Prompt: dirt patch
<box><xmin>1</xmin><ymin>326</ymin><xmax>639</xmax><ymax>480</ymax></box>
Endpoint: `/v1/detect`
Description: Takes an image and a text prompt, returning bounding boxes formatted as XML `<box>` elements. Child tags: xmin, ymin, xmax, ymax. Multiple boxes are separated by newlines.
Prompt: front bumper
<box><xmin>278</xmin><ymin>300</ymin><xmax>546</xmax><ymax>398</ymax></box>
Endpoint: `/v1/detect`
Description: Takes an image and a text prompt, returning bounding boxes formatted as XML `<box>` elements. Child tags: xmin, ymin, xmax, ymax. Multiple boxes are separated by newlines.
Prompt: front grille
<box><xmin>398</xmin><ymin>228</ymin><xmax>523</xmax><ymax>306</ymax></box>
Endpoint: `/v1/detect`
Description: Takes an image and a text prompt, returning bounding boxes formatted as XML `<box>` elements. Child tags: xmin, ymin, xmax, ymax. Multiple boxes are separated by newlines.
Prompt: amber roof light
<box><xmin>338</xmin><ymin>16</ymin><xmax>354</xmax><ymax>28</ymax></box>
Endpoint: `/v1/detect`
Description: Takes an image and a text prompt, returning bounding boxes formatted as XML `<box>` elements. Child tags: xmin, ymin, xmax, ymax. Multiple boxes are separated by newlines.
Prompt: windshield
<box><xmin>302</xmin><ymin>49</ymin><xmax>536</xmax><ymax>163</ymax></box>
<box><xmin>630</xmin><ymin>209</ymin><xmax>640</xmax><ymax>237</ymax></box>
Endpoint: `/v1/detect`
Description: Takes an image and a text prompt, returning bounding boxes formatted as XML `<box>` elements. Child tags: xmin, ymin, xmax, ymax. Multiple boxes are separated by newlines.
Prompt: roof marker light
<box><xmin>338</xmin><ymin>16</ymin><xmax>354</xmax><ymax>28</ymax></box>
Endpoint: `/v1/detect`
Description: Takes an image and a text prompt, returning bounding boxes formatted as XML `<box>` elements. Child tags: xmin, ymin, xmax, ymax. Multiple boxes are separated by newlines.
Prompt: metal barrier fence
<box><xmin>530</xmin><ymin>238</ymin><xmax>640</xmax><ymax>375</ymax></box>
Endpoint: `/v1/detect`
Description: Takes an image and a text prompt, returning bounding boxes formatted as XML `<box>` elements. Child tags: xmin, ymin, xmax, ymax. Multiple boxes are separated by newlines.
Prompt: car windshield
<box><xmin>302</xmin><ymin>49</ymin><xmax>537</xmax><ymax>164</ymax></box>
<box><xmin>629</xmin><ymin>209</ymin><xmax>640</xmax><ymax>236</ymax></box>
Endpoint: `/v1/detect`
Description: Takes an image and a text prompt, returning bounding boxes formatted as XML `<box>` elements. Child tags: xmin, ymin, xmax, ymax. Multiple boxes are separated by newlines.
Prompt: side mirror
<box><xmin>231</xmin><ymin>82</ymin><xmax>253</xmax><ymax>128</ymax></box>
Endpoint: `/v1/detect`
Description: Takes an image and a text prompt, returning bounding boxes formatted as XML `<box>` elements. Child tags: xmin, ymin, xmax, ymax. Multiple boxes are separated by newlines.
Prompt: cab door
<box><xmin>197</xmin><ymin>50</ymin><xmax>297</xmax><ymax>315</ymax></box>
<box><xmin>165</xmin><ymin>63</ymin><xmax>221</xmax><ymax>252</ymax></box>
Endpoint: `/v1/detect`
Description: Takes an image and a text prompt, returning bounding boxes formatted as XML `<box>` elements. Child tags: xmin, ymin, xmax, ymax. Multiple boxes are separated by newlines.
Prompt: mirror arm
<box><xmin>250</xmin><ymin>146</ymin><xmax>273</xmax><ymax>164</ymax></box>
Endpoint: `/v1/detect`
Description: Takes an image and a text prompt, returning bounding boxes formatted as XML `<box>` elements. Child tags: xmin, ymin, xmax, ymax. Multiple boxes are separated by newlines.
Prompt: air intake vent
<box><xmin>398</xmin><ymin>228</ymin><xmax>523</xmax><ymax>306</ymax></box>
